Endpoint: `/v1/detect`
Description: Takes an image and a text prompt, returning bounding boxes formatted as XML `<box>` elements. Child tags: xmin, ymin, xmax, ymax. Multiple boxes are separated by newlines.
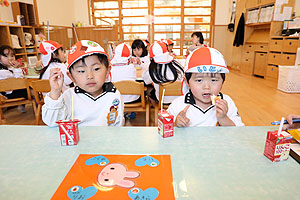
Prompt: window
<box><xmin>90</xmin><ymin>0</ymin><xmax>215</xmax><ymax>55</ymax></box>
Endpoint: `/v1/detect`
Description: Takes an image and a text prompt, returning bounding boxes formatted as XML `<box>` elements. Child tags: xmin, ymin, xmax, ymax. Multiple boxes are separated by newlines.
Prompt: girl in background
<box><xmin>0</xmin><ymin>45</ymin><xmax>27</xmax><ymax>112</ymax></box>
<box><xmin>38</xmin><ymin>41</ymin><xmax>72</xmax><ymax>92</ymax></box>
<box><xmin>130</xmin><ymin>39</ymin><xmax>151</xmax><ymax>84</ymax></box>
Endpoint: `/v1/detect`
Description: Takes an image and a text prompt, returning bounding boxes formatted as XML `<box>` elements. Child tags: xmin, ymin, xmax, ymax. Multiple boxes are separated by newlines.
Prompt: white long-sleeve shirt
<box><xmin>167</xmin><ymin>92</ymin><xmax>244</xmax><ymax>126</ymax></box>
<box><xmin>42</xmin><ymin>82</ymin><xmax>124</xmax><ymax>127</ymax></box>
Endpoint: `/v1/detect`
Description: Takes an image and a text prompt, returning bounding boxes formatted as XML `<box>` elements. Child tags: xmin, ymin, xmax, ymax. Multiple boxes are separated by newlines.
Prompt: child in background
<box><xmin>130</xmin><ymin>39</ymin><xmax>151</xmax><ymax>84</ymax></box>
<box><xmin>186</xmin><ymin>31</ymin><xmax>206</xmax><ymax>56</ymax></box>
<box><xmin>0</xmin><ymin>45</ymin><xmax>27</xmax><ymax>112</ymax></box>
<box><xmin>147</xmin><ymin>41</ymin><xmax>184</xmax><ymax>105</ymax></box>
<box><xmin>38</xmin><ymin>41</ymin><xmax>72</xmax><ymax>92</ymax></box>
<box><xmin>164</xmin><ymin>39</ymin><xmax>176</xmax><ymax>57</ymax></box>
<box><xmin>110</xmin><ymin>43</ymin><xmax>140</xmax><ymax>103</ymax></box>
<box><xmin>42</xmin><ymin>40</ymin><xmax>124</xmax><ymax>127</ymax></box>
<box><xmin>167</xmin><ymin>47</ymin><xmax>244</xmax><ymax>127</ymax></box>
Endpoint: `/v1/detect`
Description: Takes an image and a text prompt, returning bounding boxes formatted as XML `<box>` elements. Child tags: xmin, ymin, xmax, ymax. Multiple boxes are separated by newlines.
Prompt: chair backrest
<box><xmin>0</xmin><ymin>78</ymin><xmax>31</xmax><ymax>100</ymax></box>
<box><xmin>30</xmin><ymin>79</ymin><xmax>51</xmax><ymax>104</ymax></box>
<box><xmin>113</xmin><ymin>80</ymin><xmax>145</xmax><ymax>108</ymax></box>
<box><xmin>158</xmin><ymin>81</ymin><xmax>182</xmax><ymax>105</ymax></box>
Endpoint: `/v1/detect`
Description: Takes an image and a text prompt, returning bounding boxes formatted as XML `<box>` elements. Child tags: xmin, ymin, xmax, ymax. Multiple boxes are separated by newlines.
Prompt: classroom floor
<box><xmin>1</xmin><ymin>70</ymin><xmax>300</xmax><ymax>126</ymax></box>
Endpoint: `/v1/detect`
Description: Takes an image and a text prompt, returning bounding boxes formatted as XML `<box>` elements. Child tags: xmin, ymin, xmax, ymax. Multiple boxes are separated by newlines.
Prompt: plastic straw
<box><xmin>72</xmin><ymin>95</ymin><xmax>74</xmax><ymax>121</ymax></box>
<box><xmin>161</xmin><ymin>89</ymin><xmax>165</xmax><ymax>111</ymax></box>
<box><xmin>278</xmin><ymin>117</ymin><xmax>285</xmax><ymax>136</ymax></box>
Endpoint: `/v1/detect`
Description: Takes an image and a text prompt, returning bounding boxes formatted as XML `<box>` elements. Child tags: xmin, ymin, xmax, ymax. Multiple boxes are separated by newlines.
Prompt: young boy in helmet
<box><xmin>167</xmin><ymin>47</ymin><xmax>244</xmax><ymax>127</ymax></box>
<box><xmin>42</xmin><ymin>40</ymin><xmax>124</xmax><ymax>127</ymax></box>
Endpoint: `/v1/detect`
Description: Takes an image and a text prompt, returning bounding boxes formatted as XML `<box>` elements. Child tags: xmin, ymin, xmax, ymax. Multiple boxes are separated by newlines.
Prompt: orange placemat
<box><xmin>52</xmin><ymin>154</ymin><xmax>174</xmax><ymax>200</ymax></box>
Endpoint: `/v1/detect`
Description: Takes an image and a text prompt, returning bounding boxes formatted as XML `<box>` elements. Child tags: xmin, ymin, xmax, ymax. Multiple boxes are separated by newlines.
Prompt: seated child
<box><xmin>0</xmin><ymin>45</ymin><xmax>27</xmax><ymax>112</ymax></box>
<box><xmin>38</xmin><ymin>40</ymin><xmax>72</xmax><ymax>92</ymax></box>
<box><xmin>147</xmin><ymin>41</ymin><xmax>184</xmax><ymax>104</ymax></box>
<box><xmin>163</xmin><ymin>39</ymin><xmax>176</xmax><ymax>57</ymax></box>
<box><xmin>167</xmin><ymin>47</ymin><xmax>244</xmax><ymax>127</ymax></box>
<box><xmin>42</xmin><ymin>40</ymin><xmax>124</xmax><ymax>127</ymax></box>
<box><xmin>110</xmin><ymin>43</ymin><xmax>139</xmax><ymax>103</ymax></box>
<box><xmin>130</xmin><ymin>39</ymin><xmax>151</xmax><ymax>84</ymax></box>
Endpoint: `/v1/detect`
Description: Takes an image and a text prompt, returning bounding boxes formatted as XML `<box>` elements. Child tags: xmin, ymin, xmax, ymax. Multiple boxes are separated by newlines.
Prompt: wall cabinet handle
<box><xmin>289</xmin><ymin>42</ymin><xmax>292</xmax><ymax>45</ymax></box>
<box><xmin>275</xmin><ymin>42</ymin><xmax>277</xmax><ymax>44</ymax></box>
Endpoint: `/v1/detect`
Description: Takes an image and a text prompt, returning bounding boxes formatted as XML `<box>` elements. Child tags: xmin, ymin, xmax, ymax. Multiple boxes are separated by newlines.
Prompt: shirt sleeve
<box><xmin>0</xmin><ymin>70</ymin><xmax>14</xmax><ymax>80</ymax></box>
<box><xmin>225</xmin><ymin>95</ymin><xmax>245</xmax><ymax>126</ymax></box>
<box><xmin>42</xmin><ymin>93</ymin><xmax>70</xmax><ymax>127</ymax></box>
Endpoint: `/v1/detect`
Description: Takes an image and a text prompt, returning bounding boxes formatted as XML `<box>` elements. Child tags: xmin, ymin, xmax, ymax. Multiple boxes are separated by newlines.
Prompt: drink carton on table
<box><xmin>264</xmin><ymin>130</ymin><xmax>293</xmax><ymax>162</ymax></box>
<box><xmin>158</xmin><ymin>110</ymin><xmax>174</xmax><ymax>138</ymax></box>
<box><xmin>56</xmin><ymin>119</ymin><xmax>80</xmax><ymax>146</ymax></box>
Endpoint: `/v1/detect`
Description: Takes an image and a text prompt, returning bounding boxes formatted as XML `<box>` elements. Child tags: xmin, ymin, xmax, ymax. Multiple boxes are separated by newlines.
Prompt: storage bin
<box><xmin>277</xmin><ymin>65</ymin><xmax>300</xmax><ymax>93</ymax></box>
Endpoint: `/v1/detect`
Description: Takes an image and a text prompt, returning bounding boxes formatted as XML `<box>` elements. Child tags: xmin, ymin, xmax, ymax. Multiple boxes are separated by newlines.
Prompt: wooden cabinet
<box><xmin>253</xmin><ymin>52</ymin><xmax>267</xmax><ymax>76</ymax></box>
<box><xmin>0</xmin><ymin>25</ymin><xmax>44</xmax><ymax>63</ymax></box>
<box><xmin>246</xmin><ymin>0</ymin><xmax>275</xmax><ymax>9</ymax></box>
<box><xmin>11</xmin><ymin>2</ymin><xmax>36</xmax><ymax>26</ymax></box>
<box><xmin>266</xmin><ymin>36</ymin><xmax>299</xmax><ymax>79</ymax></box>
<box><xmin>241</xmin><ymin>50</ymin><xmax>255</xmax><ymax>75</ymax></box>
<box><xmin>266</xmin><ymin>65</ymin><xmax>278</xmax><ymax>79</ymax></box>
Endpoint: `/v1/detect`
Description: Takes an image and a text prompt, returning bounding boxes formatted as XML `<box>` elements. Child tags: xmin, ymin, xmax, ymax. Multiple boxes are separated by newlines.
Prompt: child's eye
<box><xmin>94</xmin><ymin>67</ymin><xmax>100</xmax><ymax>71</ymax></box>
<box><xmin>211</xmin><ymin>79</ymin><xmax>218</xmax><ymax>82</ymax></box>
<box><xmin>77</xmin><ymin>70</ymin><xmax>85</xmax><ymax>73</ymax></box>
<box><xmin>195</xmin><ymin>79</ymin><xmax>202</xmax><ymax>82</ymax></box>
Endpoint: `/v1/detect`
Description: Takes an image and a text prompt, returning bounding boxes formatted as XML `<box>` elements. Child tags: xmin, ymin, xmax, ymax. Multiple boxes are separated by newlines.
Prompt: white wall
<box><xmin>73</xmin><ymin>0</ymin><xmax>89</xmax><ymax>26</ymax></box>
<box><xmin>37</xmin><ymin>0</ymin><xmax>75</xmax><ymax>26</ymax></box>
<box><xmin>215</xmin><ymin>0</ymin><xmax>232</xmax><ymax>25</ymax></box>
<box><xmin>0</xmin><ymin>0</ymin><xmax>33</xmax><ymax>22</ymax></box>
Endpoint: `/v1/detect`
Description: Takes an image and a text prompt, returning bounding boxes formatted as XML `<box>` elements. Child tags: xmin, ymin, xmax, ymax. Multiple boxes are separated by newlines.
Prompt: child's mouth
<box><xmin>87</xmin><ymin>83</ymin><xmax>96</xmax><ymax>87</ymax></box>
<box><xmin>202</xmin><ymin>93</ymin><xmax>211</xmax><ymax>99</ymax></box>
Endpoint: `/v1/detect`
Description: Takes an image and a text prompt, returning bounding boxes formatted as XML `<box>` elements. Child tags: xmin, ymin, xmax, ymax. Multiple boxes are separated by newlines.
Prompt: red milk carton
<box><xmin>264</xmin><ymin>130</ymin><xmax>293</xmax><ymax>162</ymax></box>
<box><xmin>56</xmin><ymin>119</ymin><xmax>80</xmax><ymax>146</ymax></box>
<box><xmin>158</xmin><ymin>110</ymin><xmax>174</xmax><ymax>138</ymax></box>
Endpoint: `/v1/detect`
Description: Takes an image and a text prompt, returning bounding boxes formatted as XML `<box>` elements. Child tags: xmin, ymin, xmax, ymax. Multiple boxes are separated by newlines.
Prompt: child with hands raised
<box><xmin>167</xmin><ymin>47</ymin><xmax>244</xmax><ymax>127</ymax></box>
<box><xmin>42</xmin><ymin>40</ymin><xmax>124</xmax><ymax>127</ymax></box>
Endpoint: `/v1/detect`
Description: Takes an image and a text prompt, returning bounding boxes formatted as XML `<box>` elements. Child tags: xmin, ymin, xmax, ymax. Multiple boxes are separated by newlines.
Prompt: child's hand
<box><xmin>215</xmin><ymin>99</ymin><xmax>228</xmax><ymax>119</ymax></box>
<box><xmin>284</xmin><ymin>114</ymin><xmax>300</xmax><ymax>130</ymax></box>
<box><xmin>215</xmin><ymin>99</ymin><xmax>235</xmax><ymax>126</ymax></box>
<box><xmin>175</xmin><ymin>105</ymin><xmax>190</xmax><ymax>127</ymax></box>
<box><xmin>49</xmin><ymin>68</ymin><xmax>64</xmax><ymax>100</ymax></box>
<box><xmin>9</xmin><ymin>60</ymin><xmax>20</xmax><ymax>68</ymax></box>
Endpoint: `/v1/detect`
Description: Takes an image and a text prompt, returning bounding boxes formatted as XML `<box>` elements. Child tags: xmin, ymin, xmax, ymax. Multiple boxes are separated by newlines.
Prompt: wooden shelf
<box><xmin>246</xmin><ymin>22</ymin><xmax>271</xmax><ymax>27</ymax></box>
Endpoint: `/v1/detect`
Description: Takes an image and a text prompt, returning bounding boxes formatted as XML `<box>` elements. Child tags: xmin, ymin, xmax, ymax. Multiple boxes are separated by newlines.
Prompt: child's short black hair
<box><xmin>0</xmin><ymin>45</ymin><xmax>16</xmax><ymax>57</ymax></box>
<box><xmin>131</xmin><ymin>39</ymin><xmax>148</xmax><ymax>57</ymax></box>
<box><xmin>68</xmin><ymin>53</ymin><xmax>109</xmax><ymax>73</ymax></box>
<box><xmin>185</xmin><ymin>72</ymin><xmax>226</xmax><ymax>83</ymax></box>
<box><xmin>191</xmin><ymin>32</ymin><xmax>204</xmax><ymax>44</ymax></box>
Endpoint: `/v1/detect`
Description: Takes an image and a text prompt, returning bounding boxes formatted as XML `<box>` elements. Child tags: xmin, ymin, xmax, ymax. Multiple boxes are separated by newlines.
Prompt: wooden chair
<box><xmin>113</xmin><ymin>80</ymin><xmax>150</xmax><ymax>126</ymax></box>
<box><xmin>30</xmin><ymin>79</ymin><xmax>51</xmax><ymax>125</ymax></box>
<box><xmin>154</xmin><ymin>81</ymin><xmax>183</xmax><ymax>125</ymax></box>
<box><xmin>0</xmin><ymin>78</ymin><xmax>36</xmax><ymax>124</ymax></box>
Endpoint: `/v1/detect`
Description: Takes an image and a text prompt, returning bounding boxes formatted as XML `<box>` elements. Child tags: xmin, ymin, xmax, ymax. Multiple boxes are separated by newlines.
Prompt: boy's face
<box><xmin>0</xmin><ymin>49</ymin><xmax>15</xmax><ymax>66</ymax></box>
<box><xmin>185</xmin><ymin>73</ymin><xmax>223</xmax><ymax>108</ymax></box>
<box><xmin>133</xmin><ymin>47</ymin><xmax>143</xmax><ymax>57</ymax></box>
<box><xmin>68</xmin><ymin>55</ymin><xmax>110</xmax><ymax>98</ymax></box>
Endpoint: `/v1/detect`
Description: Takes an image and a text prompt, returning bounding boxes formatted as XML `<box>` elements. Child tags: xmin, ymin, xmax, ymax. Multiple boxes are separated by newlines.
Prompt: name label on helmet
<box><xmin>197</xmin><ymin>66</ymin><xmax>217</xmax><ymax>73</ymax></box>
